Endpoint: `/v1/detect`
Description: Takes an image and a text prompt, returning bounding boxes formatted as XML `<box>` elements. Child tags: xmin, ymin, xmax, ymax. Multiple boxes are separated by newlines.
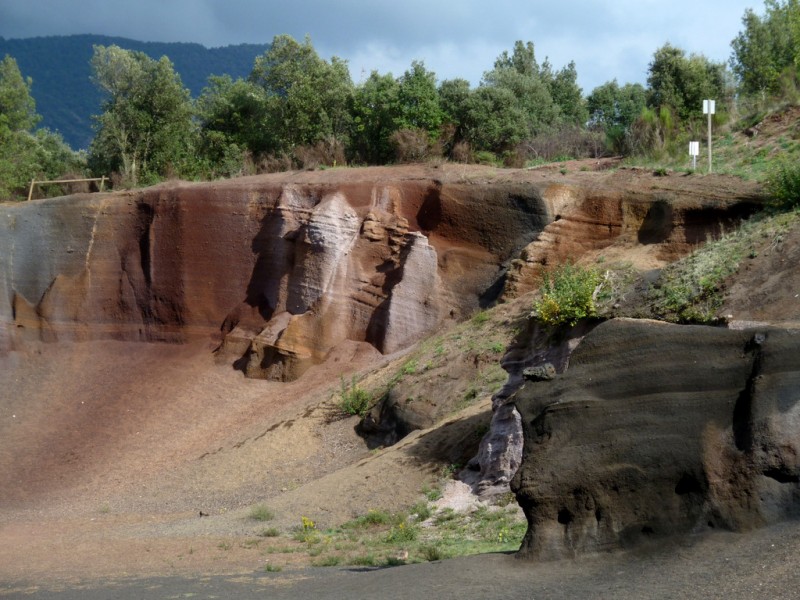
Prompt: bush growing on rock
<box><xmin>533</xmin><ymin>262</ymin><xmax>602</xmax><ymax>325</ymax></box>
<box><xmin>338</xmin><ymin>375</ymin><xmax>371</xmax><ymax>416</ymax></box>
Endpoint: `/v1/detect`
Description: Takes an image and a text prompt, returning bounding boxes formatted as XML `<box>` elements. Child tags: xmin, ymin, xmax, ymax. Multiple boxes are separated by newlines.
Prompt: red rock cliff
<box><xmin>0</xmin><ymin>165</ymin><xmax>763</xmax><ymax>381</ymax></box>
<box><xmin>0</xmin><ymin>167</ymin><xmax>551</xmax><ymax>379</ymax></box>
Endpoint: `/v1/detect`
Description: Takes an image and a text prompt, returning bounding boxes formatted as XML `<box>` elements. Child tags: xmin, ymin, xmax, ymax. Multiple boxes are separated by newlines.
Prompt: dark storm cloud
<box><xmin>0</xmin><ymin>0</ymin><xmax>757</xmax><ymax>91</ymax></box>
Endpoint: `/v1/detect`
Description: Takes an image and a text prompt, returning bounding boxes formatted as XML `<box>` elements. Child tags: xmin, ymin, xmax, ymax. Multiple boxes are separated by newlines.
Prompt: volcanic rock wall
<box><xmin>0</xmin><ymin>166</ymin><xmax>765</xmax><ymax>382</ymax></box>
<box><xmin>0</xmin><ymin>170</ymin><xmax>551</xmax><ymax>379</ymax></box>
<box><xmin>512</xmin><ymin>318</ymin><xmax>800</xmax><ymax>560</ymax></box>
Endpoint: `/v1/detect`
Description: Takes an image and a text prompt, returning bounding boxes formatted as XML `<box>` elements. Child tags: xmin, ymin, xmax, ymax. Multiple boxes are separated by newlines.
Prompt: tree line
<box><xmin>0</xmin><ymin>0</ymin><xmax>798</xmax><ymax>199</ymax></box>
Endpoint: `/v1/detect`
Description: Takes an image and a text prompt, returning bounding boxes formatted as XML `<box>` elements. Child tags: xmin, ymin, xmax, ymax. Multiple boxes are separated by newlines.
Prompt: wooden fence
<box><xmin>27</xmin><ymin>176</ymin><xmax>108</xmax><ymax>201</ymax></box>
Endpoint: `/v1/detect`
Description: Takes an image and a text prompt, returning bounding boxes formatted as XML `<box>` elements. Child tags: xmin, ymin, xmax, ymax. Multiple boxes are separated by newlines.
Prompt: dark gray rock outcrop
<box><xmin>512</xmin><ymin>318</ymin><xmax>800</xmax><ymax>559</ymax></box>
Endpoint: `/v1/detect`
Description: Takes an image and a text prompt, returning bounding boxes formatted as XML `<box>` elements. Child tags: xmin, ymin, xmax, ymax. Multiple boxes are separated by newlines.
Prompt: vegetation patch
<box><xmin>258</xmin><ymin>495</ymin><xmax>526</xmax><ymax>569</ymax></box>
<box><xmin>248</xmin><ymin>504</ymin><xmax>275</xmax><ymax>522</ymax></box>
<box><xmin>338</xmin><ymin>375</ymin><xmax>371</xmax><ymax>416</ymax></box>
<box><xmin>767</xmin><ymin>159</ymin><xmax>800</xmax><ymax>210</ymax></box>
<box><xmin>533</xmin><ymin>262</ymin><xmax>603</xmax><ymax>325</ymax></box>
<box><xmin>648</xmin><ymin>209</ymin><xmax>798</xmax><ymax>322</ymax></box>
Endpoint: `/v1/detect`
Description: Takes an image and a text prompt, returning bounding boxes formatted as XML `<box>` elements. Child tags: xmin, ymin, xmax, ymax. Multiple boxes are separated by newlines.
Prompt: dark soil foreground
<box><xmin>3</xmin><ymin>518</ymin><xmax>800</xmax><ymax>600</ymax></box>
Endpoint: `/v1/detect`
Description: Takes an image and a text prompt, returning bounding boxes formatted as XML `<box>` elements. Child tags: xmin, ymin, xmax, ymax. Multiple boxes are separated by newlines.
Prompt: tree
<box><xmin>394</xmin><ymin>61</ymin><xmax>444</xmax><ymax>135</ymax></box>
<box><xmin>471</xmin><ymin>40</ymin><xmax>577</xmax><ymax>153</ymax></box>
<box><xmin>0</xmin><ymin>54</ymin><xmax>39</xmax><ymax>132</ymax></box>
<box><xmin>196</xmin><ymin>75</ymin><xmax>269</xmax><ymax>176</ymax></box>
<box><xmin>249</xmin><ymin>35</ymin><xmax>353</xmax><ymax>154</ymax></box>
<box><xmin>88</xmin><ymin>45</ymin><xmax>195</xmax><ymax>186</ymax></box>
<box><xmin>647</xmin><ymin>43</ymin><xmax>729</xmax><ymax>122</ymax></box>
<box><xmin>493</xmin><ymin>41</ymin><xmax>539</xmax><ymax>77</ymax></box>
<box><xmin>0</xmin><ymin>55</ymin><xmax>84</xmax><ymax>200</ymax></box>
<box><xmin>438</xmin><ymin>77</ymin><xmax>472</xmax><ymax>153</ymax></box>
<box><xmin>350</xmin><ymin>71</ymin><xmax>400</xmax><ymax>163</ymax></box>
<box><xmin>462</xmin><ymin>85</ymin><xmax>528</xmax><ymax>153</ymax></box>
<box><xmin>438</xmin><ymin>78</ymin><xmax>471</xmax><ymax>126</ymax></box>
<box><xmin>484</xmin><ymin>63</ymin><xmax>557</xmax><ymax>134</ymax></box>
<box><xmin>544</xmin><ymin>61</ymin><xmax>588</xmax><ymax>126</ymax></box>
<box><xmin>587</xmin><ymin>80</ymin><xmax>647</xmax><ymax>152</ymax></box>
<box><xmin>730</xmin><ymin>1</ymin><xmax>800</xmax><ymax>96</ymax></box>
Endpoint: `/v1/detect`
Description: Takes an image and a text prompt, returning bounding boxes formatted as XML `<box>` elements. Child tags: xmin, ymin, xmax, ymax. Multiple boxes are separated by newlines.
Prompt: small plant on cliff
<box><xmin>471</xmin><ymin>310</ymin><xmax>490</xmax><ymax>326</ymax></box>
<box><xmin>533</xmin><ymin>262</ymin><xmax>602</xmax><ymax>325</ymax></box>
<box><xmin>338</xmin><ymin>375</ymin><xmax>371</xmax><ymax>416</ymax></box>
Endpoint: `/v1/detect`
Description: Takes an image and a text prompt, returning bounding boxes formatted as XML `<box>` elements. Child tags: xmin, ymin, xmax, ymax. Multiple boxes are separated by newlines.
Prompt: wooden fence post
<box><xmin>23</xmin><ymin>176</ymin><xmax>109</xmax><ymax>201</ymax></box>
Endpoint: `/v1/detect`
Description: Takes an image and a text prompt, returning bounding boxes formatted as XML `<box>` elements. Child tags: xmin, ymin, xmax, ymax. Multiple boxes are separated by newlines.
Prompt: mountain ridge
<box><xmin>0</xmin><ymin>34</ymin><xmax>269</xmax><ymax>149</ymax></box>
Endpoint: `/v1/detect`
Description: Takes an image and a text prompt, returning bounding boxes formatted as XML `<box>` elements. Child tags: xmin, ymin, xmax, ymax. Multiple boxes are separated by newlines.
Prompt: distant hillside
<box><xmin>0</xmin><ymin>35</ymin><xmax>269</xmax><ymax>149</ymax></box>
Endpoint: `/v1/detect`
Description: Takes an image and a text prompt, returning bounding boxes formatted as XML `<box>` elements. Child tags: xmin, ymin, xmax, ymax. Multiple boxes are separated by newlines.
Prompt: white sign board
<box><xmin>689</xmin><ymin>141</ymin><xmax>700</xmax><ymax>156</ymax></box>
<box><xmin>703</xmin><ymin>100</ymin><xmax>716</xmax><ymax>115</ymax></box>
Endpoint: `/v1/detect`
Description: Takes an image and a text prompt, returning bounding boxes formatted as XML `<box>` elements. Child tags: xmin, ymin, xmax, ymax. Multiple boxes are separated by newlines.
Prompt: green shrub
<box><xmin>384</xmin><ymin>521</ymin><xmax>418</xmax><ymax>544</ymax></box>
<box><xmin>312</xmin><ymin>555</ymin><xmax>341</xmax><ymax>567</ymax></box>
<box><xmin>422</xmin><ymin>544</ymin><xmax>446</xmax><ymax>561</ymax></box>
<box><xmin>401</xmin><ymin>359</ymin><xmax>418</xmax><ymax>375</ymax></box>
<box><xmin>344</xmin><ymin>509</ymin><xmax>393</xmax><ymax>529</ymax></box>
<box><xmin>471</xmin><ymin>310</ymin><xmax>490</xmax><ymax>325</ymax></box>
<box><xmin>350</xmin><ymin>554</ymin><xmax>378</xmax><ymax>566</ymax></box>
<box><xmin>422</xmin><ymin>485</ymin><xmax>442</xmax><ymax>501</ymax></box>
<box><xmin>410</xmin><ymin>501</ymin><xmax>432</xmax><ymax>521</ymax></box>
<box><xmin>533</xmin><ymin>262</ymin><xmax>602</xmax><ymax>325</ymax></box>
<box><xmin>473</xmin><ymin>150</ymin><xmax>499</xmax><ymax>165</ymax></box>
<box><xmin>489</xmin><ymin>341</ymin><xmax>505</xmax><ymax>353</ymax></box>
<box><xmin>767</xmin><ymin>159</ymin><xmax>800</xmax><ymax>209</ymax></box>
<box><xmin>338</xmin><ymin>375</ymin><xmax>371</xmax><ymax>416</ymax></box>
<box><xmin>249</xmin><ymin>504</ymin><xmax>275</xmax><ymax>522</ymax></box>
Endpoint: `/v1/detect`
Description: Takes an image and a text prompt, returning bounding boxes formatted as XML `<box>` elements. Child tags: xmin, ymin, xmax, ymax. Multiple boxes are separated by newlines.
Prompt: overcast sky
<box><xmin>0</xmin><ymin>0</ymin><xmax>760</xmax><ymax>92</ymax></box>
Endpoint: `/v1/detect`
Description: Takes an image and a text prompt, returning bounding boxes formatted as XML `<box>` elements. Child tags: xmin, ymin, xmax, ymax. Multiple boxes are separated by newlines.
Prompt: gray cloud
<box><xmin>0</xmin><ymin>0</ymin><xmax>758</xmax><ymax>91</ymax></box>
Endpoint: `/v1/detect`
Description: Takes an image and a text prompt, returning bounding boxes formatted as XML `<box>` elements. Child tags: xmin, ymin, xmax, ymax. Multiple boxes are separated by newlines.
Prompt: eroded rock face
<box><xmin>503</xmin><ymin>174</ymin><xmax>761</xmax><ymax>299</ymax></box>
<box><xmin>0</xmin><ymin>170</ymin><xmax>551</xmax><ymax>379</ymax></box>
<box><xmin>470</xmin><ymin>320</ymin><xmax>596</xmax><ymax>497</ymax></box>
<box><xmin>511</xmin><ymin>318</ymin><xmax>800</xmax><ymax>560</ymax></box>
<box><xmin>0</xmin><ymin>166</ymin><xmax>764</xmax><ymax>382</ymax></box>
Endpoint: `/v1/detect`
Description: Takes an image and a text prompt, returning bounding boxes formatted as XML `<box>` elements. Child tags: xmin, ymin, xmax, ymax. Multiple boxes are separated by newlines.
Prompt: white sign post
<box><xmin>703</xmin><ymin>99</ymin><xmax>716</xmax><ymax>173</ymax></box>
<box><xmin>689</xmin><ymin>141</ymin><xmax>700</xmax><ymax>170</ymax></box>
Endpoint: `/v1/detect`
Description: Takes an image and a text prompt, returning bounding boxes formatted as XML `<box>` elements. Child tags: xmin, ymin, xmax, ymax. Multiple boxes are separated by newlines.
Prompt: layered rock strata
<box><xmin>512</xmin><ymin>318</ymin><xmax>800</xmax><ymax>559</ymax></box>
<box><xmin>0</xmin><ymin>170</ymin><xmax>550</xmax><ymax>379</ymax></box>
<box><xmin>0</xmin><ymin>166</ymin><xmax>764</xmax><ymax>382</ymax></box>
<box><xmin>503</xmin><ymin>172</ymin><xmax>761</xmax><ymax>298</ymax></box>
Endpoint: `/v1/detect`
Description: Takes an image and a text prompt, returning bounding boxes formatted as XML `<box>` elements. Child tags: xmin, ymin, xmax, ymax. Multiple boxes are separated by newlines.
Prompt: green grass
<box><xmin>471</xmin><ymin>310</ymin><xmax>490</xmax><ymax>326</ymax></box>
<box><xmin>623</xmin><ymin>103</ymin><xmax>800</xmax><ymax>183</ymax></box>
<box><xmin>276</xmin><ymin>498</ymin><xmax>526</xmax><ymax>568</ymax></box>
<box><xmin>767</xmin><ymin>159</ymin><xmax>800</xmax><ymax>209</ymax></box>
<box><xmin>342</xmin><ymin>509</ymin><xmax>396</xmax><ymax>529</ymax></box>
<box><xmin>648</xmin><ymin>208</ymin><xmax>799</xmax><ymax>322</ymax></box>
<box><xmin>401</xmin><ymin>359</ymin><xmax>418</xmax><ymax>376</ymax></box>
